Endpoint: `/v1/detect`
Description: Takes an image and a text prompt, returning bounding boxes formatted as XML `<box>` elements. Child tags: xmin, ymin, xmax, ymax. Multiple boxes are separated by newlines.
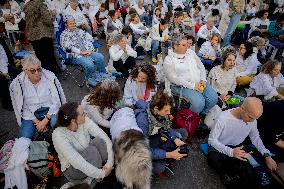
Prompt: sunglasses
<box><xmin>27</xmin><ymin>67</ymin><xmax>42</xmax><ymax>74</ymax></box>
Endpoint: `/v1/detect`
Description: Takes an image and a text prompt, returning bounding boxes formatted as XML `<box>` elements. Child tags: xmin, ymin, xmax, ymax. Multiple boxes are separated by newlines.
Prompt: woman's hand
<box><xmin>174</xmin><ymin>138</ymin><xmax>185</xmax><ymax>147</ymax></box>
<box><xmin>34</xmin><ymin>118</ymin><xmax>49</xmax><ymax>132</ymax></box>
<box><xmin>103</xmin><ymin>165</ymin><xmax>113</xmax><ymax>177</ymax></box>
<box><xmin>220</xmin><ymin>94</ymin><xmax>230</xmax><ymax>102</ymax></box>
<box><xmin>166</xmin><ymin>148</ymin><xmax>187</xmax><ymax>160</ymax></box>
<box><xmin>137</xmin><ymin>95</ymin><xmax>144</xmax><ymax>100</ymax></box>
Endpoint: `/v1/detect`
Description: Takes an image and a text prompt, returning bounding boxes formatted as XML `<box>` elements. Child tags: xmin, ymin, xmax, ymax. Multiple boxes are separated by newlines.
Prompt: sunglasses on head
<box><xmin>27</xmin><ymin>67</ymin><xmax>42</xmax><ymax>74</ymax></box>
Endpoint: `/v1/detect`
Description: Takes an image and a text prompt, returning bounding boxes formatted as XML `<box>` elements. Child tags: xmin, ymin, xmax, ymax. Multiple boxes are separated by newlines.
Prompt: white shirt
<box><xmin>198</xmin><ymin>41</ymin><xmax>221</xmax><ymax>59</ymax></box>
<box><xmin>22</xmin><ymin>75</ymin><xmax>59</xmax><ymax>120</ymax></box>
<box><xmin>164</xmin><ymin>49</ymin><xmax>207</xmax><ymax>90</ymax></box>
<box><xmin>208</xmin><ymin>109</ymin><xmax>270</xmax><ymax>157</ymax></box>
<box><xmin>0</xmin><ymin>44</ymin><xmax>8</xmax><ymax>74</ymax></box>
<box><xmin>207</xmin><ymin>65</ymin><xmax>238</xmax><ymax>95</ymax></box>
<box><xmin>250</xmin><ymin>72</ymin><xmax>284</xmax><ymax>100</ymax></box>
<box><xmin>236</xmin><ymin>53</ymin><xmax>261</xmax><ymax>77</ymax></box>
<box><xmin>52</xmin><ymin>117</ymin><xmax>114</xmax><ymax>179</ymax></box>
<box><xmin>197</xmin><ymin>24</ymin><xmax>221</xmax><ymax>40</ymax></box>
<box><xmin>109</xmin><ymin>43</ymin><xmax>137</xmax><ymax>63</ymax></box>
<box><xmin>132</xmin><ymin>4</ymin><xmax>145</xmax><ymax>16</ymax></box>
<box><xmin>129</xmin><ymin>22</ymin><xmax>148</xmax><ymax>35</ymax></box>
<box><xmin>110</xmin><ymin>107</ymin><xmax>142</xmax><ymax>140</ymax></box>
<box><xmin>249</xmin><ymin>18</ymin><xmax>270</xmax><ymax>35</ymax></box>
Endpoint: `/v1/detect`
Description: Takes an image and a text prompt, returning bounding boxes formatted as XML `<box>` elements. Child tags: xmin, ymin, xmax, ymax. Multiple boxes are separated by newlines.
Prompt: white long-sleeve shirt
<box><xmin>208</xmin><ymin>109</ymin><xmax>270</xmax><ymax>157</ymax></box>
<box><xmin>236</xmin><ymin>53</ymin><xmax>261</xmax><ymax>77</ymax></box>
<box><xmin>63</xmin><ymin>4</ymin><xmax>88</xmax><ymax>27</ymax></box>
<box><xmin>81</xmin><ymin>95</ymin><xmax>113</xmax><ymax>128</ymax></box>
<box><xmin>249</xmin><ymin>18</ymin><xmax>270</xmax><ymax>36</ymax></box>
<box><xmin>250</xmin><ymin>72</ymin><xmax>284</xmax><ymax>100</ymax></box>
<box><xmin>132</xmin><ymin>4</ymin><xmax>146</xmax><ymax>16</ymax></box>
<box><xmin>0</xmin><ymin>44</ymin><xmax>8</xmax><ymax>74</ymax></box>
<box><xmin>164</xmin><ymin>49</ymin><xmax>207</xmax><ymax>90</ymax></box>
<box><xmin>109</xmin><ymin>43</ymin><xmax>137</xmax><ymax>63</ymax></box>
<box><xmin>197</xmin><ymin>24</ymin><xmax>220</xmax><ymax>40</ymax></box>
<box><xmin>52</xmin><ymin>117</ymin><xmax>114</xmax><ymax>179</ymax></box>
<box><xmin>129</xmin><ymin>22</ymin><xmax>149</xmax><ymax>35</ymax></box>
<box><xmin>198</xmin><ymin>41</ymin><xmax>221</xmax><ymax>59</ymax></box>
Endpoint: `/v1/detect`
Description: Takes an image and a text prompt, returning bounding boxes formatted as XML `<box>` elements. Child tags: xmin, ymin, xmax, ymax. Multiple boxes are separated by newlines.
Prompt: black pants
<box><xmin>113</xmin><ymin>56</ymin><xmax>136</xmax><ymax>78</ymax></box>
<box><xmin>31</xmin><ymin>37</ymin><xmax>58</xmax><ymax>74</ymax></box>
<box><xmin>207</xmin><ymin>147</ymin><xmax>256</xmax><ymax>188</ymax></box>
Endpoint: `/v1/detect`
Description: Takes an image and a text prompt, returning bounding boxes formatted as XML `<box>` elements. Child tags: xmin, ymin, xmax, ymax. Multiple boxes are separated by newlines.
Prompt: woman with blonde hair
<box><xmin>249</xmin><ymin>60</ymin><xmax>284</xmax><ymax>101</ymax></box>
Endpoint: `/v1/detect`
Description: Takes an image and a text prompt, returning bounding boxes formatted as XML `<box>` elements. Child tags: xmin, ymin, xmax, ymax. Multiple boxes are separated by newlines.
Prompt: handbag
<box><xmin>34</xmin><ymin>107</ymin><xmax>50</xmax><ymax>121</ymax></box>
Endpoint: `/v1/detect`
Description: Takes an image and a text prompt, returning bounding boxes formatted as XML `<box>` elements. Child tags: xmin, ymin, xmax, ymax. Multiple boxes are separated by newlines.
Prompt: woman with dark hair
<box><xmin>236</xmin><ymin>42</ymin><xmax>261</xmax><ymax>86</ymax></box>
<box><xmin>52</xmin><ymin>102</ymin><xmax>114</xmax><ymax>184</ymax></box>
<box><xmin>249</xmin><ymin>60</ymin><xmax>284</xmax><ymax>101</ymax></box>
<box><xmin>268</xmin><ymin>13</ymin><xmax>284</xmax><ymax>41</ymax></box>
<box><xmin>123</xmin><ymin>63</ymin><xmax>157</xmax><ymax>106</ymax></box>
<box><xmin>106</xmin><ymin>10</ymin><xmax>123</xmax><ymax>36</ymax></box>
<box><xmin>81</xmin><ymin>79</ymin><xmax>121</xmax><ymax>128</ymax></box>
<box><xmin>207</xmin><ymin>46</ymin><xmax>238</xmax><ymax>102</ymax></box>
<box><xmin>249</xmin><ymin>9</ymin><xmax>270</xmax><ymax>37</ymax></box>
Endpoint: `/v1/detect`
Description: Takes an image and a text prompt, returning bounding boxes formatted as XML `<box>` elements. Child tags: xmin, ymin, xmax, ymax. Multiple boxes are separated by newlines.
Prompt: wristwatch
<box><xmin>263</xmin><ymin>153</ymin><xmax>271</xmax><ymax>158</ymax></box>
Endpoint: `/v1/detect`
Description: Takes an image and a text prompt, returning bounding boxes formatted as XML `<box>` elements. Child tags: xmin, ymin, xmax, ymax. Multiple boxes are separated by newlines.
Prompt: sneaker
<box><xmin>152</xmin><ymin>57</ymin><xmax>158</xmax><ymax>63</ymax></box>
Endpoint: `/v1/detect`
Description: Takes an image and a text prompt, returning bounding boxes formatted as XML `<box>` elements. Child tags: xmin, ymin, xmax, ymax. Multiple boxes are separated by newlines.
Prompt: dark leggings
<box><xmin>113</xmin><ymin>56</ymin><xmax>136</xmax><ymax>78</ymax></box>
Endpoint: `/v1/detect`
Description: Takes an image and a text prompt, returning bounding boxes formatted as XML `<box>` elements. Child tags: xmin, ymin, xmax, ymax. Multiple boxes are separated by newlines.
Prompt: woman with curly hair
<box><xmin>236</xmin><ymin>42</ymin><xmax>261</xmax><ymax>86</ymax></box>
<box><xmin>81</xmin><ymin>80</ymin><xmax>121</xmax><ymax>128</ymax></box>
<box><xmin>123</xmin><ymin>63</ymin><xmax>157</xmax><ymax>106</ymax></box>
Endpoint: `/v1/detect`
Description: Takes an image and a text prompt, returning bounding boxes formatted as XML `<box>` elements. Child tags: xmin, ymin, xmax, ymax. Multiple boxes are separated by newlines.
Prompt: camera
<box><xmin>179</xmin><ymin>144</ymin><xmax>190</xmax><ymax>157</ymax></box>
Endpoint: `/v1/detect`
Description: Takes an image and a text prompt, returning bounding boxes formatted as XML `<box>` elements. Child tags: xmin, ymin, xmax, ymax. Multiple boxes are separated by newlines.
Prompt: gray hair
<box><xmin>111</xmin><ymin>33</ymin><xmax>126</xmax><ymax>45</ymax></box>
<box><xmin>171</xmin><ymin>34</ymin><xmax>187</xmax><ymax>46</ymax></box>
<box><xmin>22</xmin><ymin>54</ymin><xmax>41</xmax><ymax>69</ymax></box>
<box><xmin>249</xmin><ymin>36</ymin><xmax>266</xmax><ymax>47</ymax></box>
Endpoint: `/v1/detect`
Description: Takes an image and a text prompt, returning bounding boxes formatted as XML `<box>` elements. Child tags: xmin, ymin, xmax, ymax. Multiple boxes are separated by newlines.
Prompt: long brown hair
<box><xmin>261</xmin><ymin>60</ymin><xmax>281</xmax><ymax>75</ymax></box>
<box><xmin>87</xmin><ymin>80</ymin><xmax>122</xmax><ymax>112</ymax></box>
<box><xmin>130</xmin><ymin>63</ymin><xmax>157</xmax><ymax>89</ymax></box>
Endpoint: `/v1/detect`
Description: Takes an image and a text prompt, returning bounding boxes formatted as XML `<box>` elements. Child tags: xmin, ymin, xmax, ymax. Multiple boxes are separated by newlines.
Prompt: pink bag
<box><xmin>0</xmin><ymin>140</ymin><xmax>15</xmax><ymax>172</ymax></box>
<box><xmin>174</xmin><ymin>109</ymin><xmax>201</xmax><ymax>142</ymax></box>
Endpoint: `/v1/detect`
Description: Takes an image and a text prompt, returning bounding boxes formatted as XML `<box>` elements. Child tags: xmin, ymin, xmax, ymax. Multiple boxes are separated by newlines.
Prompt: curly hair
<box><xmin>87</xmin><ymin>80</ymin><xmax>122</xmax><ymax>112</ymax></box>
<box><xmin>256</xmin><ymin>9</ymin><xmax>268</xmax><ymax>19</ymax></box>
<box><xmin>261</xmin><ymin>60</ymin><xmax>281</xmax><ymax>75</ymax></box>
<box><xmin>240</xmin><ymin>42</ymin><xmax>254</xmax><ymax>60</ymax></box>
<box><xmin>57</xmin><ymin>102</ymin><xmax>80</xmax><ymax>127</ymax></box>
<box><xmin>130</xmin><ymin>63</ymin><xmax>157</xmax><ymax>89</ymax></box>
<box><xmin>221</xmin><ymin>46</ymin><xmax>237</xmax><ymax>69</ymax></box>
<box><xmin>150</xmin><ymin>90</ymin><xmax>174</xmax><ymax>111</ymax></box>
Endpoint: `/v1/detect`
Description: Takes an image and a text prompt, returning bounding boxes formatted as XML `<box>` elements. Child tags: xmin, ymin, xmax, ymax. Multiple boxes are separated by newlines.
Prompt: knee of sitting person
<box><xmin>189</xmin><ymin>97</ymin><xmax>205</xmax><ymax>114</ymax></box>
<box><xmin>20</xmin><ymin>121</ymin><xmax>36</xmax><ymax>139</ymax></box>
<box><xmin>49</xmin><ymin>115</ymin><xmax>57</xmax><ymax>128</ymax></box>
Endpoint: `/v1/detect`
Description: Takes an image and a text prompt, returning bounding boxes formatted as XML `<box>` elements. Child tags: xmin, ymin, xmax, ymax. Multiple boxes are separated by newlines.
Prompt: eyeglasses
<box><xmin>27</xmin><ymin>67</ymin><xmax>42</xmax><ymax>74</ymax></box>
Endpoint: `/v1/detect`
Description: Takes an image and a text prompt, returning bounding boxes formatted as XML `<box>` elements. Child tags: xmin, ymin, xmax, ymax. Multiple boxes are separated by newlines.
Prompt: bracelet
<box><xmin>263</xmin><ymin>153</ymin><xmax>271</xmax><ymax>158</ymax></box>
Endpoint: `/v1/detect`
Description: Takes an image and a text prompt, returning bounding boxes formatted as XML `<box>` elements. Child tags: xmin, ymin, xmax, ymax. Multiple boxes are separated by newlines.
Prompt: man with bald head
<box><xmin>207</xmin><ymin>97</ymin><xmax>277</xmax><ymax>188</ymax></box>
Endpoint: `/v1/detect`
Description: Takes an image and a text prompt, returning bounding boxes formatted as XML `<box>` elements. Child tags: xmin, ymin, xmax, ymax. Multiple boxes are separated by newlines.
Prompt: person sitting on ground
<box><xmin>134</xmin><ymin>91</ymin><xmax>188</xmax><ymax>176</ymax></box>
<box><xmin>9</xmin><ymin>54</ymin><xmax>66</xmax><ymax>139</ymax></box>
<box><xmin>149</xmin><ymin>18</ymin><xmax>169</xmax><ymax>63</ymax></box>
<box><xmin>81</xmin><ymin>79</ymin><xmax>122</xmax><ymax>129</ymax></box>
<box><xmin>249</xmin><ymin>36</ymin><xmax>269</xmax><ymax>64</ymax></box>
<box><xmin>207</xmin><ymin>97</ymin><xmax>277</xmax><ymax>188</ymax></box>
<box><xmin>124</xmin><ymin>8</ymin><xmax>137</xmax><ymax>26</ymax></box>
<box><xmin>249</xmin><ymin>60</ymin><xmax>284</xmax><ymax>101</ymax></box>
<box><xmin>60</xmin><ymin>16</ymin><xmax>106</xmax><ymax>86</ymax></box>
<box><xmin>105</xmin><ymin>10</ymin><xmax>124</xmax><ymax>37</ymax></box>
<box><xmin>152</xmin><ymin>8</ymin><xmax>161</xmax><ymax>26</ymax></box>
<box><xmin>164</xmin><ymin>35</ymin><xmax>218</xmax><ymax>116</ymax></box>
<box><xmin>249</xmin><ymin>9</ymin><xmax>270</xmax><ymax>38</ymax></box>
<box><xmin>132</xmin><ymin>0</ymin><xmax>150</xmax><ymax>27</ymax></box>
<box><xmin>123</xmin><ymin>62</ymin><xmax>157</xmax><ymax>107</ymax></box>
<box><xmin>186</xmin><ymin>35</ymin><xmax>196</xmax><ymax>51</ymax></box>
<box><xmin>204</xmin><ymin>9</ymin><xmax>221</xmax><ymax>27</ymax></box>
<box><xmin>197</xmin><ymin>18</ymin><xmax>220</xmax><ymax>47</ymax></box>
<box><xmin>236</xmin><ymin>42</ymin><xmax>261</xmax><ymax>87</ymax></box>
<box><xmin>207</xmin><ymin>46</ymin><xmax>238</xmax><ymax>104</ymax></box>
<box><xmin>129</xmin><ymin>13</ymin><xmax>149</xmax><ymax>38</ymax></box>
<box><xmin>95</xmin><ymin>3</ymin><xmax>108</xmax><ymax>24</ymax></box>
<box><xmin>63</xmin><ymin>0</ymin><xmax>92</xmax><ymax>34</ymax></box>
<box><xmin>268</xmin><ymin>13</ymin><xmax>284</xmax><ymax>41</ymax></box>
<box><xmin>198</xmin><ymin>32</ymin><xmax>222</xmax><ymax>70</ymax></box>
<box><xmin>109</xmin><ymin>33</ymin><xmax>137</xmax><ymax>78</ymax></box>
<box><xmin>258</xmin><ymin>100</ymin><xmax>284</xmax><ymax>163</ymax></box>
<box><xmin>52</xmin><ymin>102</ymin><xmax>114</xmax><ymax>184</ymax></box>
<box><xmin>168</xmin><ymin>11</ymin><xmax>185</xmax><ymax>38</ymax></box>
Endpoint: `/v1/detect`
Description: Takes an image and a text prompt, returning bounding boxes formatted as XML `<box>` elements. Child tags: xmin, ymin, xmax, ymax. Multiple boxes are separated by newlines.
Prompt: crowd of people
<box><xmin>1</xmin><ymin>0</ymin><xmax>284</xmax><ymax>188</ymax></box>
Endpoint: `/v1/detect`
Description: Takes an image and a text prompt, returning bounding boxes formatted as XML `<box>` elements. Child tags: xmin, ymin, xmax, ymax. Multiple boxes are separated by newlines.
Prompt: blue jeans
<box><xmin>140</xmin><ymin>14</ymin><xmax>151</xmax><ymax>27</ymax></box>
<box><xmin>171</xmin><ymin>84</ymin><xmax>218</xmax><ymax>115</ymax></box>
<box><xmin>222</xmin><ymin>13</ymin><xmax>242</xmax><ymax>47</ymax></box>
<box><xmin>151</xmin><ymin>40</ymin><xmax>160</xmax><ymax>57</ymax></box>
<box><xmin>20</xmin><ymin>114</ymin><xmax>57</xmax><ymax>139</ymax></box>
<box><xmin>72</xmin><ymin>52</ymin><xmax>106</xmax><ymax>80</ymax></box>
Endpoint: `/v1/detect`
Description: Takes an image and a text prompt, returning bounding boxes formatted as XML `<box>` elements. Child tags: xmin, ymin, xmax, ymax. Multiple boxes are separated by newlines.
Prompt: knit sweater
<box><xmin>52</xmin><ymin>117</ymin><xmax>114</xmax><ymax>179</ymax></box>
<box><xmin>24</xmin><ymin>0</ymin><xmax>54</xmax><ymax>41</ymax></box>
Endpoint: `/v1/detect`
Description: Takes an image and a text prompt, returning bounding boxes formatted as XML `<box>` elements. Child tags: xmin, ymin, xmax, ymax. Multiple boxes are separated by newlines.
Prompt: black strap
<box><xmin>54</xmin><ymin>79</ymin><xmax>63</xmax><ymax>105</ymax></box>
